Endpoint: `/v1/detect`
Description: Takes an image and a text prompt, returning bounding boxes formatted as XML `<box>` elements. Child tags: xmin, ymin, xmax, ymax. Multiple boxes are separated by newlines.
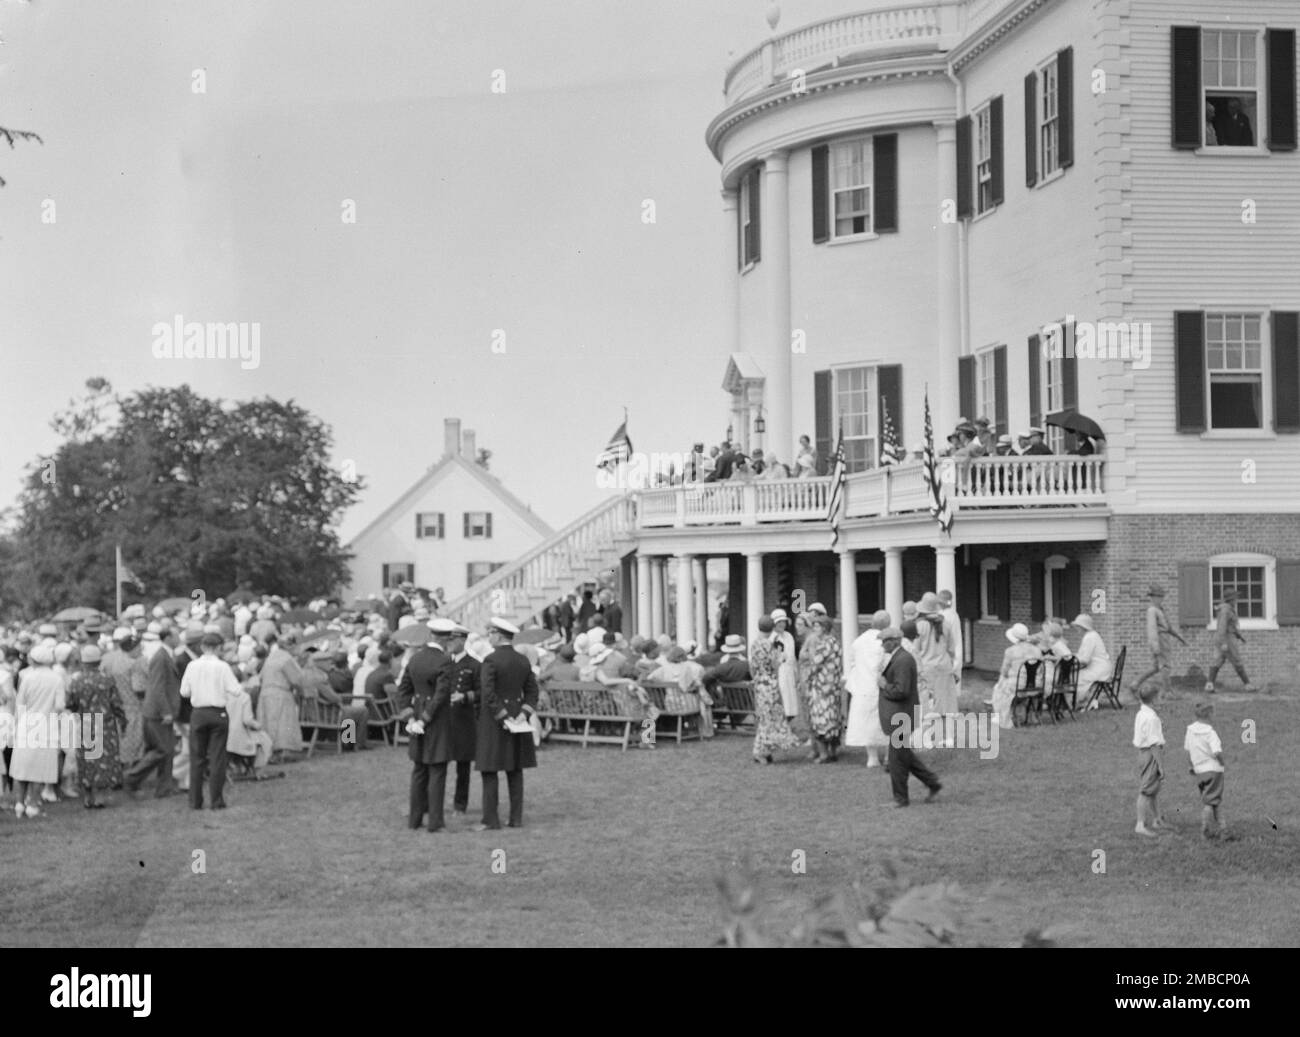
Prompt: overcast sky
<box><xmin>1</xmin><ymin>0</ymin><xmax>859</xmax><ymax>541</ymax></box>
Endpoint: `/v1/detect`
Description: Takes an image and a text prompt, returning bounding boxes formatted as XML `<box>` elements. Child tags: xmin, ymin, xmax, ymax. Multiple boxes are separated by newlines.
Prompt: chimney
<box><xmin>463</xmin><ymin>428</ymin><xmax>477</xmax><ymax>460</ymax></box>
<box><xmin>444</xmin><ymin>418</ymin><xmax>461</xmax><ymax>457</ymax></box>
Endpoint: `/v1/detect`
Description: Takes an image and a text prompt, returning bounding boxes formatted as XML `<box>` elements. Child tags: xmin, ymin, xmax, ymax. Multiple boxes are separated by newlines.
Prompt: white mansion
<box><xmin>446</xmin><ymin>0</ymin><xmax>1300</xmax><ymax>682</ymax></box>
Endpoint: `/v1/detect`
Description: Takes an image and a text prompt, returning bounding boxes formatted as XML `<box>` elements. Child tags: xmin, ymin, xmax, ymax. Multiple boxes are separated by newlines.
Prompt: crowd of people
<box><xmin>937</xmin><ymin>415</ymin><xmax>1100</xmax><ymax>459</ymax></box>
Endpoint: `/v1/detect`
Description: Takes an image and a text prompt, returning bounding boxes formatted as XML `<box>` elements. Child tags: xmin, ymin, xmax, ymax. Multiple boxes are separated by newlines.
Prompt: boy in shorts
<box><xmin>1133</xmin><ymin>683</ymin><xmax>1168</xmax><ymax>837</ymax></box>
<box><xmin>1184</xmin><ymin>701</ymin><xmax>1227</xmax><ymax>839</ymax></box>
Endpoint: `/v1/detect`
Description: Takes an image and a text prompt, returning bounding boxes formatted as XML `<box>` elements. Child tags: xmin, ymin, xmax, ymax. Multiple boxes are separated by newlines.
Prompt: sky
<box><xmin>0</xmin><ymin>0</ymin><xmax>859</xmax><ymax>542</ymax></box>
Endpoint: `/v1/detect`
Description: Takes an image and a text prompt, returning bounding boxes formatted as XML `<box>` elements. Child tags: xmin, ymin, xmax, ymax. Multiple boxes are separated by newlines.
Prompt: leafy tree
<box><xmin>3</xmin><ymin>379</ymin><xmax>364</xmax><ymax>615</ymax></box>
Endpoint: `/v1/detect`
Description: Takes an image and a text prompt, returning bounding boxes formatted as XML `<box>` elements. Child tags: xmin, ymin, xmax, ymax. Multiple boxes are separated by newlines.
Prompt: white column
<box><xmin>884</xmin><ymin>547</ymin><xmax>904</xmax><ymax>624</ymax></box>
<box><xmin>636</xmin><ymin>554</ymin><xmax>652</xmax><ymax>638</ymax></box>
<box><xmin>721</xmin><ymin>188</ymin><xmax>740</xmax><ymax>355</ymax></box>
<box><xmin>693</xmin><ymin>557</ymin><xmax>709</xmax><ymax>646</ymax></box>
<box><xmin>675</xmin><ymin>554</ymin><xmax>695</xmax><ymax>645</ymax></box>
<box><xmin>764</xmin><ymin>151</ymin><xmax>793</xmax><ymax>463</ymax></box>
<box><xmin>650</xmin><ymin>557</ymin><xmax>665</xmax><ymax>638</ymax></box>
<box><xmin>934</xmin><ymin>544</ymin><xmax>957</xmax><ymax>603</ymax></box>
<box><xmin>745</xmin><ymin>552</ymin><xmax>765</xmax><ymax>649</ymax></box>
<box><xmin>839</xmin><ymin>550</ymin><xmax>859</xmax><ymax>667</ymax></box>
<box><xmin>935</xmin><ymin>121</ymin><xmax>959</xmax><ymax>435</ymax></box>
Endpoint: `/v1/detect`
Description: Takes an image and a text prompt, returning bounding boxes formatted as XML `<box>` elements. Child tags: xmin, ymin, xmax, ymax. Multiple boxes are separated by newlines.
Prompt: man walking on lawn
<box><xmin>1205</xmin><ymin>589</ymin><xmax>1257</xmax><ymax>693</ymax></box>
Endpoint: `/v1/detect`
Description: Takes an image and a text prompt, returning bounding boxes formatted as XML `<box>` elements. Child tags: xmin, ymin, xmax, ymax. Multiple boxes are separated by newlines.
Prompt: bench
<box><xmin>713</xmin><ymin>681</ymin><xmax>757</xmax><ymax>733</ymax></box>
<box><xmin>536</xmin><ymin>681</ymin><xmax>640</xmax><ymax>750</ymax></box>
<box><xmin>640</xmin><ymin>681</ymin><xmax>703</xmax><ymax>744</ymax></box>
<box><xmin>346</xmin><ymin>692</ymin><xmax>403</xmax><ymax>747</ymax></box>
<box><xmin>300</xmin><ymin>697</ymin><xmax>346</xmax><ymax>757</ymax></box>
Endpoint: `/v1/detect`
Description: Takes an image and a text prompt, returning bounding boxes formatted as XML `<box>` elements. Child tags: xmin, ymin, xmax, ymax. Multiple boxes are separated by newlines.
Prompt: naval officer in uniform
<box><xmin>397</xmin><ymin>617</ymin><xmax>456</xmax><ymax>832</ymax></box>
<box><xmin>472</xmin><ymin>617</ymin><xmax>540</xmax><ymax>830</ymax></box>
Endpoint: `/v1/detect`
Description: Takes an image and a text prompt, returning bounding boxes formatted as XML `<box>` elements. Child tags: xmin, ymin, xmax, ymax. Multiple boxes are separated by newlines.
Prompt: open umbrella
<box><xmin>281</xmin><ymin>608</ymin><xmax>323</xmax><ymax>624</ymax></box>
<box><xmin>156</xmin><ymin>597</ymin><xmax>193</xmax><ymax>614</ymax></box>
<box><xmin>1046</xmin><ymin>409</ymin><xmax>1105</xmax><ymax>440</ymax></box>
<box><xmin>52</xmin><ymin>606</ymin><xmax>105</xmax><ymax>623</ymax></box>
<box><xmin>392</xmin><ymin>623</ymin><xmax>432</xmax><ymax>647</ymax></box>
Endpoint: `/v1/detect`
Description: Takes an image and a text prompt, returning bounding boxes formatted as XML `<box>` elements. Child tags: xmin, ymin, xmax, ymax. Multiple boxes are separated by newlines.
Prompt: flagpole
<box><xmin>115</xmin><ymin>544</ymin><xmax>122</xmax><ymax>619</ymax></box>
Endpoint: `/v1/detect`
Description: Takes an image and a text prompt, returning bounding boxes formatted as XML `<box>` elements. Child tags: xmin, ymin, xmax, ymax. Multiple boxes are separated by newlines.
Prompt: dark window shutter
<box><xmin>415</xmin><ymin>514</ymin><xmax>422</xmax><ymax>539</ymax></box>
<box><xmin>956</xmin><ymin>564</ymin><xmax>980</xmax><ymax>622</ymax></box>
<box><xmin>1278</xmin><ymin>560</ymin><xmax>1300</xmax><ymax>625</ymax></box>
<box><xmin>736</xmin><ymin>180</ymin><xmax>744</xmax><ymax>270</ymax></box>
<box><xmin>1267</xmin><ymin>29</ymin><xmax>1298</xmax><ymax>151</ymax></box>
<box><xmin>958</xmin><ymin>356</ymin><xmax>975</xmax><ymax>421</ymax></box>
<box><xmin>956</xmin><ymin>116</ymin><xmax>973</xmax><ymax>220</ymax></box>
<box><xmin>1175</xmin><ymin>311</ymin><xmax>1207</xmax><ymax>432</ymax></box>
<box><xmin>485</xmin><ymin>513</ymin><xmax>493</xmax><ymax>539</ymax></box>
<box><xmin>1030</xmin><ymin>562</ymin><xmax>1045</xmax><ymax>622</ymax></box>
<box><xmin>1061</xmin><ymin>322</ymin><xmax>1079</xmax><ymax>451</ymax></box>
<box><xmin>816</xmin><ymin>566</ymin><xmax>837</xmax><ymax>613</ymax></box>
<box><xmin>990</xmin><ymin>95</ymin><xmax>1005</xmax><ymax>205</ymax></box>
<box><xmin>463</xmin><ymin>513</ymin><xmax>470</xmax><ymax>538</ymax></box>
<box><xmin>993</xmin><ymin>345</ymin><xmax>1008</xmax><ymax>436</ymax></box>
<box><xmin>749</xmin><ymin>167</ymin><xmax>762</xmax><ymax>264</ymax></box>
<box><xmin>466</xmin><ymin>563</ymin><xmax>475</xmax><ymax>588</ymax></box>
<box><xmin>1171</xmin><ymin>26</ymin><xmax>1202</xmax><ymax>149</ymax></box>
<box><xmin>1024</xmin><ymin>71</ymin><xmax>1038</xmax><ymax>186</ymax></box>
<box><xmin>438</xmin><ymin>514</ymin><xmax>445</xmax><ymax>539</ymax></box>
<box><xmin>1179</xmin><ymin>562</ymin><xmax>1211</xmax><ymax>627</ymax></box>
<box><xmin>1057</xmin><ymin>48</ymin><xmax>1074</xmax><ymax>168</ymax></box>
<box><xmin>995</xmin><ymin>562</ymin><xmax>1012</xmax><ymax>621</ymax></box>
<box><xmin>814</xmin><ymin>370</ymin><xmax>833</xmax><ymax>473</ymax></box>
<box><xmin>1028</xmin><ymin>335</ymin><xmax>1042</xmax><ymax>430</ymax></box>
<box><xmin>812</xmin><ymin>144</ymin><xmax>830</xmax><ymax>243</ymax></box>
<box><xmin>1063</xmin><ymin>560</ymin><xmax>1081</xmax><ymax>620</ymax></box>
<box><xmin>382</xmin><ymin>564</ymin><xmax>391</xmax><ymax>588</ymax></box>
<box><xmin>1272</xmin><ymin>311</ymin><xmax>1300</xmax><ymax>432</ymax></box>
<box><xmin>877</xmin><ymin>364</ymin><xmax>902</xmax><ymax>458</ymax></box>
<box><xmin>873</xmin><ymin>134</ymin><xmax>898</xmax><ymax>233</ymax></box>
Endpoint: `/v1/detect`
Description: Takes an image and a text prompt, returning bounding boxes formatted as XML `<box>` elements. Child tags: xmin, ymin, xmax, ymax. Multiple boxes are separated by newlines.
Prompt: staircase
<box><xmin>441</xmin><ymin>494</ymin><xmax>637</xmax><ymax>633</ymax></box>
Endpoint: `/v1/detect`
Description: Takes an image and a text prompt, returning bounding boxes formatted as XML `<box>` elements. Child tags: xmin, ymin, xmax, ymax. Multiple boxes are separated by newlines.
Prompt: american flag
<box><xmin>826</xmin><ymin>425</ymin><xmax>847</xmax><ymax>550</ymax></box>
<box><xmin>921</xmin><ymin>388</ymin><xmax>954</xmax><ymax>535</ymax></box>
<box><xmin>879</xmin><ymin>395</ymin><xmax>904</xmax><ymax>466</ymax></box>
<box><xmin>115</xmin><ymin>545</ymin><xmax>145</xmax><ymax>591</ymax></box>
<box><xmin>596</xmin><ymin>416</ymin><xmax>633</xmax><ymax>471</ymax></box>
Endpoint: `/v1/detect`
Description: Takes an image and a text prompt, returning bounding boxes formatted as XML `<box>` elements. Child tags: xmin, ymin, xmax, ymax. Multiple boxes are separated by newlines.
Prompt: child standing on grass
<box><xmin>1133</xmin><ymin>684</ymin><xmax>1168</xmax><ymax>837</ymax></box>
<box><xmin>1184</xmin><ymin>701</ymin><xmax>1228</xmax><ymax>840</ymax></box>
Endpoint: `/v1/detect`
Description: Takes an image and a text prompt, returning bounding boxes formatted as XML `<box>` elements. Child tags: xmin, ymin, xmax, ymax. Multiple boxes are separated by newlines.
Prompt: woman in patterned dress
<box><xmin>63</xmin><ymin>646</ymin><xmax>127</xmax><ymax>808</ymax></box>
<box><xmin>799</xmin><ymin>614</ymin><xmax>845</xmax><ymax>762</ymax></box>
<box><xmin>750</xmin><ymin>616</ymin><xmax>803</xmax><ymax>764</ymax></box>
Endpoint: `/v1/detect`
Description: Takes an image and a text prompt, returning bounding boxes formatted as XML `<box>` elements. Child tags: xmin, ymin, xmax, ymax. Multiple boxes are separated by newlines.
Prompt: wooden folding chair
<box><xmin>1044</xmin><ymin>656</ymin><xmax>1080</xmax><ymax>722</ymax></box>
<box><xmin>1081</xmin><ymin>645</ymin><xmax>1126</xmax><ymax>711</ymax></box>
<box><xmin>1010</xmin><ymin>659</ymin><xmax>1043</xmax><ymax>727</ymax></box>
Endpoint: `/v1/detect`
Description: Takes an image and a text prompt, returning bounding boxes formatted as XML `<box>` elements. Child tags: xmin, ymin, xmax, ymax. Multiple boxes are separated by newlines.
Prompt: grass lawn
<box><xmin>2</xmin><ymin>679</ymin><xmax>1297</xmax><ymax>947</ymax></box>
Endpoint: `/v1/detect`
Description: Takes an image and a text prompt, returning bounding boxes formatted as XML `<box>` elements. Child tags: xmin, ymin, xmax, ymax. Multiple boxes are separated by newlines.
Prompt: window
<box><xmin>980</xmin><ymin>559</ymin><xmax>1001</xmax><ymax>621</ymax></box>
<box><xmin>415</xmin><ymin>512</ymin><xmax>444</xmax><ymax>539</ymax></box>
<box><xmin>1040</xmin><ymin>343</ymin><xmax>1067</xmax><ymax>453</ymax></box>
<box><xmin>835</xmin><ymin>366</ymin><xmax>877</xmax><ymax>473</ymax></box>
<box><xmin>1209</xmin><ymin>553</ymin><xmax>1276</xmax><ymax>629</ymax></box>
<box><xmin>976</xmin><ymin>350</ymin><xmax>997</xmax><ymax>431</ymax></box>
<box><xmin>1044</xmin><ymin>555</ymin><xmax>1071</xmax><ymax>621</ymax></box>
<box><xmin>1039</xmin><ymin>58</ymin><xmax>1060</xmax><ymax>177</ymax></box>
<box><xmin>1203</xmin><ymin>29</ymin><xmax>1260</xmax><ymax>147</ymax></box>
<box><xmin>463</xmin><ymin>512</ymin><xmax>493</xmax><ymax>539</ymax></box>
<box><xmin>466</xmin><ymin>561</ymin><xmax>506</xmax><ymax>587</ymax></box>
<box><xmin>975</xmin><ymin>106</ymin><xmax>994</xmax><ymax>214</ymax></box>
<box><xmin>382</xmin><ymin>563</ymin><xmax>414</xmax><ymax>588</ymax></box>
<box><xmin>739</xmin><ymin>167</ymin><xmax>760</xmax><ymax>268</ymax></box>
<box><xmin>831</xmin><ymin>139</ymin><xmax>872</xmax><ymax>238</ymax></box>
<box><xmin>1206</xmin><ymin>313</ymin><xmax>1264</xmax><ymax>429</ymax></box>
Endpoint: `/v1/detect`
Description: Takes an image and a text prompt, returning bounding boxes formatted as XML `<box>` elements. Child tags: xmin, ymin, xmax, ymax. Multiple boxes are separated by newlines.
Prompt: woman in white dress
<box><xmin>990</xmin><ymin>623</ymin><xmax>1043</xmax><ymax>729</ymax></box>
<box><xmin>10</xmin><ymin>643</ymin><xmax>65</xmax><ymax>817</ymax></box>
<box><xmin>844</xmin><ymin>610</ymin><xmax>892</xmax><ymax>766</ymax></box>
<box><xmin>770</xmin><ymin>609</ymin><xmax>799</xmax><ymax>720</ymax></box>
<box><xmin>794</xmin><ymin>436</ymin><xmax>820</xmax><ymax>479</ymax></box>
<box><xmin>1070</xmin><ymin>613</ymin><xmax>1113</xmax><ymax>710</ymax></box>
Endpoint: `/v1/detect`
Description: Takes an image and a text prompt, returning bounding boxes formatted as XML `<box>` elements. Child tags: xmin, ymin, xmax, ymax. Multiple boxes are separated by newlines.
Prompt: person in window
<box><xmin>1205</xmin><ymin>101</ymin><xmax>1219</xmax><ymax>146</ymax></box>
<box><xmin>1214</xmin><ymin>96</ymin><xmax>1253</xmax><ymax>146</ymax></box>
<box><xmin>795</xmin><ymin>435</ymin><xmax>820</xmax><ymax>478</ymax></box>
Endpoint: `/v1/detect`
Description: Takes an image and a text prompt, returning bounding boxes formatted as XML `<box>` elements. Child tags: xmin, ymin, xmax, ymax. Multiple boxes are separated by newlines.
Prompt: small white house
<box><xmin>343</xmin><ymin>418</ymin><xmax>554</xmax><ymax>601</ymax></box>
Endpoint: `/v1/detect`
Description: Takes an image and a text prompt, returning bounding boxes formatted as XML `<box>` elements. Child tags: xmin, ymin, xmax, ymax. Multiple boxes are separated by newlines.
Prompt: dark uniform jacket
<box><xmin>397</xmin><ymin>644</ymin><xmax>454</xmax><ymax>765</ymax></box>
<box><xmin>878</xmin><ymin>646</ymin><xmax>920</xmax><ymax>739</ymax></box>
<box><xmin>449</xmin><ymin>651</ymin><xmax>480</xmax><ymax>762</ymax></box>
<box><xmin>703</xmin><ymin>657</ymin><xmax>751</xmax><ymax>690</ymax></box>
<box><xmin>475</xmin><ymin>645</ymin><xmax>539</xmax><ymax>773</ymax></box>
<box><xmin>143</xmin><ymin>647</ymin><xmax>181</xmax><ymax>722</ymax></box>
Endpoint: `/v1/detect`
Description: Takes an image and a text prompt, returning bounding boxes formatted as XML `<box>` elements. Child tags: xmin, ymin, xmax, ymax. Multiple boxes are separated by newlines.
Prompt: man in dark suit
<box><xmin>472</xmin><ymin>618</ymin><xmax>539</xmax><ymax>831</ymax></box>
<box><xmin>576</xmin><ymin>590</ymin><xmax>597</xmax><ymax>631</ymax></box>
<box><xmin>387</xmin><ymin>581</ymin><xmax>412</xmax><ymax>633</ymax></box>
<box><xmin>878</xmin><ymin>627</ymin><xmax>942</xmax><ymax>808</ymax></box>
<box><xmin>1023</xmin><ymin>427</ymin><xmax>1053</xmax><ymax>455</ymax></box>
<box><xmin>600</xmin><ymin>590</ymin><xmax>623</xmax><ymax>636</ymax></box>
<box><xmin>446</xmin><ymin>622</ymin><xmax>480</xmax><ymax>814</ymax></box>
<box><xmin>556</xmin><ymin>596</ymin><xmax>575</xmax><ymax>642</ymax></box>
<box><xmin>1214</xmin><ymin>96</ymin><xmax>1253</xmax><ymax>147</ymax></box>
<box><xmin>124</xmin><ymin>626</ymin><xmax>181</xmax><ymax>797</ymax></box>
<box><xmin>703</xmin><ymin>635</ymin><xmax>752</xmax><ymax>730</ymax></box>
<box><xmin>397</xmin><ymin>618</ymin><xmax>456</xmax><ymax>832</ymax></box>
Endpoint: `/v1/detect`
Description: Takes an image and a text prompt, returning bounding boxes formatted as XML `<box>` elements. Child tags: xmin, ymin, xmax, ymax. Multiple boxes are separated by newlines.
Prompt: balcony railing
<box><xmin>634</xmin><ymin>458</ymin><xmax>1106</xmax><ymax>530</ymax></box>
<box><xmin>723</xmin><ymin>3</ymin><xmax>960</xmax><ymax>106</ymax></box>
